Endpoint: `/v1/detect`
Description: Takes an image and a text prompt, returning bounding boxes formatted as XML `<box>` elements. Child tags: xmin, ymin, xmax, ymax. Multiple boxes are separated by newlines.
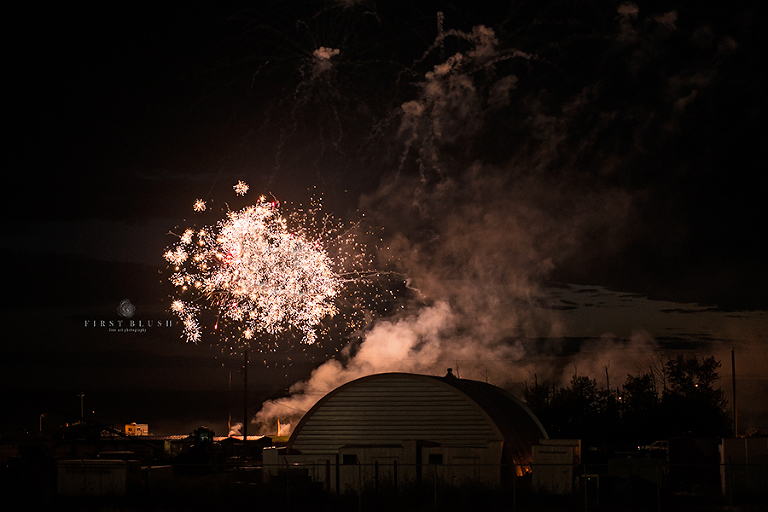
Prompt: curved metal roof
<box><xmin>287</xmin><ymin>372</ymin><xmax>548</xmax><ymax>465</ymax></box>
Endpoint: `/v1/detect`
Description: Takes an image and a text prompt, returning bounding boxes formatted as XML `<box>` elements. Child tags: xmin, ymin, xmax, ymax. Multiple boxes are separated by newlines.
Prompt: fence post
<box><xmin>393</xmin><ymin>460</ymin><xmax>398</xmax><ymax>490</ymax></box>
<box><xmin>656</xmin><ymin>461</ymin><xmax>661</xmax><ymax>512</ymax></box>
<box><xmin>512</xmin><ymin>463</ymin><xmax>517</xmax><ymax>512</ymax></box>
<box><xmin>434</xmin><ymin>463</ymin><xmax>438</xmax><ymax>510</ymax></box>
<box><xmin>358</xmin><ymin>461</ymin><xmax>362</xmax><ymax>512</ymax></box>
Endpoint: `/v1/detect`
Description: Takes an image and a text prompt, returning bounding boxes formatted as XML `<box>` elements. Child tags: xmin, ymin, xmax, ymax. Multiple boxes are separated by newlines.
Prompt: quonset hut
<box><xmin>263</xmin><ymin>372</ymin><xmax>548</xmax><ymax>492</ymax></box>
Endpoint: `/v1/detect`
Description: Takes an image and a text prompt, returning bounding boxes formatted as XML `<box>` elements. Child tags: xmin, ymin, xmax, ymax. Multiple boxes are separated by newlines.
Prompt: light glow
<box><xmin>233</xmin><ymin>180</ymin><xmax>249</xmax><ymax>196</ymax></box>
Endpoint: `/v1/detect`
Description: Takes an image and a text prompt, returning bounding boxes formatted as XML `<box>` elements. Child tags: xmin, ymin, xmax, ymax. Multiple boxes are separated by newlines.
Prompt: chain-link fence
<box><xmin>4</xmin><ymin>458</ymin><xmax>767</xmax><ymax>511</ymax></box>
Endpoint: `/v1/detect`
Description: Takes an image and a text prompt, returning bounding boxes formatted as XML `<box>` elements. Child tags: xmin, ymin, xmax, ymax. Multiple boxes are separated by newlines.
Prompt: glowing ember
<box><xmin>233</xmin><ymin>180</ymin><xmax>249</xmax><ymax>196</ymax></box>
<box><xmin>165</xmin><ymin>198</ymin><xmax>340</xmax><ymax>344</ymax></box>
<box><xmin>193</xmin><ymin>199</ymin><xmax>207</xmax><ymax>212</ymax></box>
<box><xmin>313</xmin><ymin>46</ymin><xmax>340</xmax><ymax>61</ymax></box>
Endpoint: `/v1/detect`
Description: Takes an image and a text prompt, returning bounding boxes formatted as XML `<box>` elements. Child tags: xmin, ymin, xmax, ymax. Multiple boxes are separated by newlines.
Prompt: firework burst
<box><xmin>165</xmin><ymin>194</ymin><xmax>342</xmax><ymax>344</ymax></box>
<box><xmin>233</xmin><ymin>180</ymin><xmax>249</xmax><ymax>196</ymax></box>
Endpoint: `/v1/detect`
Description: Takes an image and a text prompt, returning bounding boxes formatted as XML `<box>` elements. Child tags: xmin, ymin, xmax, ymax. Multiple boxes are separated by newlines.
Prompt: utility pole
<box><xmin>243</xmin><ymin>350</ymin><xmax>249</xmax><ymax>444</ymax></box>
<box><xmin>732</xmin><ymin>348</ymin><xmax>738</xmax><ymax>437</ymax></box>
<box><xmin>228</xmin><ymin>369</ymin><xmax>232</xmax><ymax>435</ymax></box>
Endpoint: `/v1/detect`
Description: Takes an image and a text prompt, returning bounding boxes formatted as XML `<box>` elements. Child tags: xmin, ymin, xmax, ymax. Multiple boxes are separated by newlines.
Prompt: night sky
<box><xmin>3</xmin><ymin>1</ymin><xmax>766</xmax><ymax>437</ymax></box>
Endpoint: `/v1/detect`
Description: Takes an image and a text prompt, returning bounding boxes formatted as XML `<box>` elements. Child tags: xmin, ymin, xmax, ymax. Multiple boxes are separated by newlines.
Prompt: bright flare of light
<box><xmin>165</xmin><ymin>199</ymin><xmax>340</xmax><ymax>344</ymax></box>
<box><xmin>193</xmin><ymin>199</ymin><xmax>207</xmax><ymax>212</ymax></box>
<box><xmin>233</xmin><ymin>180</ymin><xmax>249</xmax><ymax>196</ymax></box>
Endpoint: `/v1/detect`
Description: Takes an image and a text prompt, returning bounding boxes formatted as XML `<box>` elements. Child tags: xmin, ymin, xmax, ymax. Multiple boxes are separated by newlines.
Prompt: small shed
<box><xmin>532</xmin><ymin>439</ymin><xmax>582</xmax><ymax>494</ymax></box>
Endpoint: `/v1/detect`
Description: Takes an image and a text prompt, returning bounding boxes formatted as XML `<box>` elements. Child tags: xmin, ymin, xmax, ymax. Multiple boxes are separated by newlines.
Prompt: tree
<box><xmin>557</xmin><ymin>375</ymin><xmax>599</xmax><ymax>441</ymax></box>
<box><xmin>661</xmin><ymin>354</ymin><xmax>731</xmax><ymax>437</ymax></box>
<box><xmin>621</xmin><ymin>371</ymin><xmax>663</xmax><ymax>443</ymax></box>
<box><xmin>523</xmin><ymin>353</ymin><xmax>732</xmax><ymax>448</ymax></box>
<box><xmin>527</xmin><ymin>373</ymin><xmax>618</xmax><ymax>446</ymax></box>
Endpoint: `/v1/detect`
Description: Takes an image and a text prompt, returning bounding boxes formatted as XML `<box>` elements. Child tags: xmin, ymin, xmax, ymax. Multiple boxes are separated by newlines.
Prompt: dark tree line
<box><xmin>523</xmin><ymin>354</ymin><xmax>732</xmax><ymax>447</ymax></box>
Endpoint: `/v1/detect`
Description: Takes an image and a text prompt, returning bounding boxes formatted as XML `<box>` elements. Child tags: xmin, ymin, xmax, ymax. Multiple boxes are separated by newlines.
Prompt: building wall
<box><xmin>125</xmin><ymin>423</ymin><xmax>149</xmax><ymax>436</ymax></box>
<box><xmin>265</xmin><ymin>441</ymin><xmax>505</xmax><ymax>493</ymax></box>
<box><xmin>532</xmin><ymin>439</ymin><xmax>581</xmax><ymax>494</ymax></box>
<box><xmin>57</xmin><ymin>460</ymin><xmax>140</xmax><ymax>496</ymax></box>
<box><xmin>421</xmin><ymin>441</ymin><xmax>503</xmax><ymax>487</ymax></box>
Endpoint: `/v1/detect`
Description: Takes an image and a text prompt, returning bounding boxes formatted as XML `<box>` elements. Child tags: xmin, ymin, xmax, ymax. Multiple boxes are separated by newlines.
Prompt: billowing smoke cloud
<box><xmin>253</xmin><ymin>5</ymin><xmax>757</xmax><ymax>433</ymax></box>
<box><xmin>563</xmin><ymin>330</ymin><xmax>661</xmax><ymax>389</ymax></box>
<box><xmin>255</xmin><ymin>23</ymin><xmax>636</xmax><ymax>433</ymax></box>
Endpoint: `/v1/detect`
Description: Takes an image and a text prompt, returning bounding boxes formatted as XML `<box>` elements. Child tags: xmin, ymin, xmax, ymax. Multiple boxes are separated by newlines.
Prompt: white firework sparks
<box><xmin>165</xmin><ymin>198</ymin><xmax>340</xmax><ymax>344</ymax></box>
<box><xmin>193</xmin><ymin>199</ymin><xmax>207</xmax><ymax>212</ymax></box>
<box><xmin>233</xmin><ymin>180</ymin><xmax>249</xmax><ymax>196</ymax></box>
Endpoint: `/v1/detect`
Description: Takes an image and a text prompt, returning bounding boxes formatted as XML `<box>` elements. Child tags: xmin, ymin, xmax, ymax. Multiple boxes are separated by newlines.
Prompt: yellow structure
<box><xmin>125</xmin><ymin>423</ymin><xmax>149</xmax><ymax>436</ymax></box>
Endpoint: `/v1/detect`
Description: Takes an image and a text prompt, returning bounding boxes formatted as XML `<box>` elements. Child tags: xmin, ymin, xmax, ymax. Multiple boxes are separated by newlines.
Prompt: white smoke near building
<box><xmin>254</xmin><ymin>22</ymin><xmax>640</xmax><ymax>434</ymax></box>
<box><xmin>251</xmin><ymin>5</ymin><xmax>759</xmax><ymax>434</ymax></box>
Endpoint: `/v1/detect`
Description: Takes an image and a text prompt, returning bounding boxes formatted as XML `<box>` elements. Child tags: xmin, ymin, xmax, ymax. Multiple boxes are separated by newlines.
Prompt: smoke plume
<box><xmin>255</xmin><ymin>23</ymin><xmax>629</xmax><ymax>433</ymax></box>
<box><xmin>253</xmin><ymin>4</ymin><xmax>758</xmax><ymax>433</ymax></box>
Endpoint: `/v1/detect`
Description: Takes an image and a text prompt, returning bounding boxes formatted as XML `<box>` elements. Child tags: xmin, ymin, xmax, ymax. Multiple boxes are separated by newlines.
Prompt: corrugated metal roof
<box><xmin>288</xmin><ymin>372</ymin><xmax>548</xmax><ymax>465</ymax></box>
